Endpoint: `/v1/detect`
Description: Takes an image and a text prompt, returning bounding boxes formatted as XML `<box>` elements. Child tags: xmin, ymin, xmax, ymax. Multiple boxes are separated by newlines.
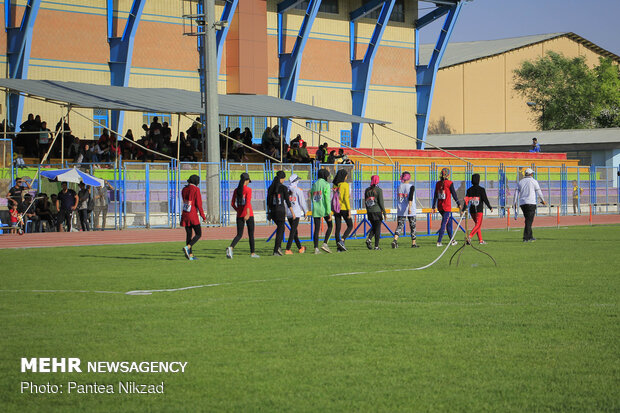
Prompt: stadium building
<box><xmin>1</xmin><ymin>1</ymin><xmax>618</xmax><ymax>164</ymax></box>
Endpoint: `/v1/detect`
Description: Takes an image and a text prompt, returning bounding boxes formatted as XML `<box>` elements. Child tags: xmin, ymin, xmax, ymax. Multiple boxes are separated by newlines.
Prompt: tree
<box><xmin>513</xmin><ymin>52</ymin><xmax>620</xmax><ymax>130</ymax></box>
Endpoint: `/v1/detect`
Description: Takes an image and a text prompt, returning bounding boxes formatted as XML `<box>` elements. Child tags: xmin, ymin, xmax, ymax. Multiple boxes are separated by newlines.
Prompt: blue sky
<box><xmin>418</xmin><ymin>0</ymin><xmax>620</xmax><ymax>56</ymax></box>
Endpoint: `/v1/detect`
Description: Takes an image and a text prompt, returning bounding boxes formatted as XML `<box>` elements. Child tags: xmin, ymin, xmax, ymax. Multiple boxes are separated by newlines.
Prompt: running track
<box><xmin>1</xmin><ymin>214</ymin><xmax>619</xmax><ymax>249</ymax></box>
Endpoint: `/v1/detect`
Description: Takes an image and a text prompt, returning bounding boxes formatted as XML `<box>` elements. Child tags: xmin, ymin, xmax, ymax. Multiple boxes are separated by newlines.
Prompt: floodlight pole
<box><xmin>201</xmin><ymin>0</ymin><xmax>220</xmax><ymax>223</ymax></box>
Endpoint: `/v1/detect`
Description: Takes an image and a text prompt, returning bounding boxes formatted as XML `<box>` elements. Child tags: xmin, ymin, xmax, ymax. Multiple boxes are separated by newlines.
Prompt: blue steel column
<box><xmin>349</xmin><ymin>0</ymin><xmax>395</xmax><ymax>148</ymax></box>
<box><xmin>415</xmin><ymin>2</ymin><xmax>462</xmax><ymax>149</ymax></box>
<box><xmin>215</xmin><ymin>0</ymin><xmax>239</xmax><ymax>75</ymax></box>
<box><xmin>107</xmin><ymin>0</ymin><xmax>146</xmax><ymax>137</ymax></box>
<box><xmin>278</xmin><ymin>0</ymin><xmax>322</xmax><ymax>142</ymax></box>
<box><xmin>5</xmin><ymin>0</ymin><xmax>41</xmax><ymax>131</ymax></box>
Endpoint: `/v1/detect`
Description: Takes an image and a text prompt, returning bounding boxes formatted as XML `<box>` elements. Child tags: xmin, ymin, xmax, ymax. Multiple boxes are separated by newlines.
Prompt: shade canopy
<box><xmin>0</xmin><ymin>79</ymin><xmax>388</xmax><ymax>124</ymax></box>
<box><xmin>40</xmin><ymin>167</ymin><xmax>105</xmax><ymax>188</ymax></box>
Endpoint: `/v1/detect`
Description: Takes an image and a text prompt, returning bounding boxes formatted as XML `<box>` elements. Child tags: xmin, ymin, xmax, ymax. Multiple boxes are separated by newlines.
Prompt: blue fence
<box><xmin>3</xmin><ymin>159</ymin><xmax>619</xmax><ymax>230</ymax></box>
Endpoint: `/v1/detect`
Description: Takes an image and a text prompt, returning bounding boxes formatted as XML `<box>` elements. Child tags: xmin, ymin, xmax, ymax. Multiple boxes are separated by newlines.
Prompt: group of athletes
<box><xmin>179</xmin><ymin>166</ymin><xmax>546</xmax><ymax>260</ymax></box>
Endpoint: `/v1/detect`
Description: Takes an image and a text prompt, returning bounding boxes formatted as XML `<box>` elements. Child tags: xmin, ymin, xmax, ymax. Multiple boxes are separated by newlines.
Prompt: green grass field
<box><xmin>1</xmin><ymin>225</ymin><xmax>619</xmax><ymax>412</ymax></box>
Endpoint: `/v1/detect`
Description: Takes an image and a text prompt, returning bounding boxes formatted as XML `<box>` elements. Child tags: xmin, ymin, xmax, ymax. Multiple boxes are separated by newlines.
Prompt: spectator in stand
<box><xmin>56</xmin><ymin>181</ymin><xmax>78</xmax><ymax>232</ymax></box>
<box><xmin>19</xmin><ymin>113</ymin><xmax>38</xmax><ymax>156</ymax></box>
<box><xmin>93</xmin><ymin>181</ymin><xmax>114</xmax><ymax>231</ymax></box>
<box><xmin>315</xmin><ymin>143</ymin><xmax>327</xmax><ymax>163</ymax></box>
<box><xmin>149</xmin><ymin>116</ymin><xmax>163</xmax><ymax>150</ymax></box>
<box><xmin>530</xmin><ymin>137</ymin><xmax>541</xmax><ymax>152</ymax></box>
<box><xmin>95</xmin><ymin>137</ymin><xmax>110</xmax><ymax>163</ymax></box>
<box><xmin>186</xmin><ymin>117</ymin><xmax>202</xmax><ymax>151</ymax></box>
<box><xmin>35</xmin><ymin>193</ymin><xmax>55</xmax><ymax>232</ymax></box>
<box><xmin>123</xmin><ymin>129</ymin><xmax>135</xmax><ymax>159</ymax></box>
<box><xmin>55</xmin><ymin>118</ymin><xmax>72</xmax><ymax>157</ymax></box>
<box><xmin>38</xmin><ymin>121</ymin><xmax>51</xmax><ymax>160</ymax></box>
<box><xmin>298</xmin><ymin>141</ymin><xmax>311</xmax><ymax>163</ymax></box>
<box><xmin>327</xmin><ymin>150</ymin><xmax>337</xmax><ymax>164</ymax></box>
<box><xmin>335</xmin><ymin>148</ymin><xmax>346</xmax><ymax>164</ymax></box>
<box><xmin>272</xmin><ymin>125</ymin><xmax>282</xmax><ymax>149</ymax></box>
<box><xmin>288</xmin><ymin>140</ymin><xmax>302</xmax><ymax>163</ymax></box>
<box><xmin>68</xmin><ymin>136</ymin><xmax>81</xmax><ymax>162</ymax></box>
<box><xmin>82</xmin><ymin>143</ymin><xmax>96</xmax><ymax>164</ymax></box>
<box><xmin>162</xmin><ymin>121</ymin><xmax>172</xmax><ymax>148</ymax></box>
<box><xmin>261</xmin><ymin>126</ymin><xmax>274</xmax><ymax>152</ymax></box>
<box><xmin>6</xmin><ymin>177</ymin><xmax>31</xmax><ymax>210</ymax></box>
<box><xmin>180</xmin><ymin>138</ymin><xmax>196</xmax><ymax>162</ymax></box>
<box><xmin>19</xmin><ymin>193</ymin><xmax>40</xmax><ymax>232</ymax></box>
<box><xmin>241</xmin><ymin>127</ymin><xmax>253</xmax><ymax>147</ymax></box>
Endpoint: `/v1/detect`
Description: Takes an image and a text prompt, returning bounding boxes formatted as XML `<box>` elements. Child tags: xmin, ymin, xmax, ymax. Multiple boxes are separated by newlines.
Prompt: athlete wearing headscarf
<box><xmin>432</xmin><ymin>168</ymin><xmax>461</xmax><ymax>247</ymax></box>
<box><xmin>181</xmin><ymin>174</ymin><xmax>206</xmax><ymax>260</ymax></box>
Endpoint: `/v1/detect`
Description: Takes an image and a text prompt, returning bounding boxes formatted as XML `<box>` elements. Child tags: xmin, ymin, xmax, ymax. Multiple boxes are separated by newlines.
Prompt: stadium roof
<box><xmin>426</xmin><ymin>128</ymin><xmax>620</xmax><ymax>152</ymax></box>
<box><xmin>419</xmin><ymin>32</ymin><xmax>620</xmax><ymax>69</ymax></box>
<box><xmin>0</xmin><ymin>79</ymin><xmax>388</xmax><ymax>124</ymax></box>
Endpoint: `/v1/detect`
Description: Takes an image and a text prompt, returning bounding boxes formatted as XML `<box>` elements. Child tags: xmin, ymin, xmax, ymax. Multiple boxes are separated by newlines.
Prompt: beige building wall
<box><xmin>430</xmin><ymin>36</ymin><xmax>615</xmax><ymax>135</ymax></box>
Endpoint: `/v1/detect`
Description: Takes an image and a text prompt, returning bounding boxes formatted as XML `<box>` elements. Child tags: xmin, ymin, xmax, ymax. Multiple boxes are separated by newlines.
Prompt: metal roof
<box><xmin>0</xmin><ymin>79</ymin><xmax>388</xmax><ymax>124</ymax></box>
<box><xmin>419</xmin><ymin>32</ymin><xmax>620</xmax><ymax>69</ymax></box>
<box><xmin>426</xmin><ymin>128</ymin><xmax>620</xmax><ymax>151</ymax></box>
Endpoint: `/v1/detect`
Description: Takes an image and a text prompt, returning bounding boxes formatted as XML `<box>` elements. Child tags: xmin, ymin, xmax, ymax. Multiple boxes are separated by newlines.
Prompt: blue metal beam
<box><xmin>277</xmin><ymin>0</ymin><xmax>305</xmax><ymax>14</ymax></box>
<box><xmin>415</xmin><ymin>2</ymin><xmax>462</xmax><ymax>150</ymax></box>
<box><xmin>215</xmin><ymin>0</ymin><xmax>238</xmax><ymax>75</ymax></box>
<box><xmin>5</xmin><ymin>0</ymin><xmax>41</xmax><ymax>131</ymax></box>
<box><xmin>350</xmin><ymin>0</ymin><xmax>384</xmax><ymax>22</ymax></box>
<box><xmin>350</xmin><ymin>0</ymin><xmax>395</xmax><ymax>147</ymax></box>
<box><xmin>278</xmin><ymin>0</ymin><xmax>322</xmax><ymax>141</ymax></box>
<box><xmin>107</xmin><ymin>0</ymin><xmax>145</xmax><ymax>138</ymax></box>
<box><xmin>414</xmin><ymin>5</ymin><xmax>450</xmax><ymax>30</ymax></box>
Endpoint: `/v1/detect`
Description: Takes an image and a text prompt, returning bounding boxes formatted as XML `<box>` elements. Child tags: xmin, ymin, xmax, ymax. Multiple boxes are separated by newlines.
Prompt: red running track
<box><xmin>1</xmin><ymin>214</ymin><xmax>619</xmax><ymax>250</ymax></box>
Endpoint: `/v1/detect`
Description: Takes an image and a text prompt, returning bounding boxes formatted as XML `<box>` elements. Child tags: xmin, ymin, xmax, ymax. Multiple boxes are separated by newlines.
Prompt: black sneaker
<box><xmin>366</xmin><ymin>238</ymin><xmax>372</xmax><ymax>250</ymax></box>
<box><xmin>411</xmin><ymin>244</ymin><xmax>419</xmax><ymax>248</ymax></box>
<box><xmin>391</xmin><ymin>240</ymin><xmax>398</xmax><ymax>249</ymax></box>
<box><xmin>373</xmin><ymin>246</ymin><xmax>381</xmax><ymax>251</ymax></box>
<box><xmin>337</xmin><ymin>241</ymin><xmax>347</xmax><ymax>252</ymax></box>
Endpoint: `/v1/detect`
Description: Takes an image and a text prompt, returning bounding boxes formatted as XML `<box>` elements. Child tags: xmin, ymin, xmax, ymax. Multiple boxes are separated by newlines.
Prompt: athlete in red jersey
<box><xmin>432</xmin><ymin>168</ymin><xmax>461</xmax><ymax>247</ymax></box>
<box><xmin>181</xmin><ymin>174</ymin><xmax>206</xmax><ymax>260</ymax></box>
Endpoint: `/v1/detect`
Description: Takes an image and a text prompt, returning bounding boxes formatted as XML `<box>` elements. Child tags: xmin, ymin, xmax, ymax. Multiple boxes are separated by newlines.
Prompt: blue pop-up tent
<box><xmin>40</xmin><ymin>167</ymin><xmax>104</xmax><ymax>188</ymax></box>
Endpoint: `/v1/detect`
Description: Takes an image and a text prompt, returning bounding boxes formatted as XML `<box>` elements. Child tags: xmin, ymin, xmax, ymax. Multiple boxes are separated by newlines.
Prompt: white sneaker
<box><xmin>436</xmin><ymin>242</ymin><xmax>443</xmax><ymax>247</ymax></box>
<box><xmin>321</xmin><ymin>243</ymin><xmax>332</xmax><ymax>253</ymax></box>
<box><xmin>314</xmin><ymin>248</ymin><xmax>321</xmax><ymax>254</ymax></box>
<box><xmin>226</xmin><ymin>246</ymin><xmax>233</xmax><ymax>259</ymax></box>
<box><xmin>450</xmin><ymin>240</ymin><xmax>458</xmax><ymax>246</ymax></box>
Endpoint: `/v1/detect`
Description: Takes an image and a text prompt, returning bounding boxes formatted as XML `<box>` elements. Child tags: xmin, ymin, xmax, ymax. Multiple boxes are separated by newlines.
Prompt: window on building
<box><xmin>295</xmin><ymin>0</ymin><xmax>339</xmax><ymax>14</ymax></box>
<box><xmin>366</xmin><ymin>0</ymin><xmax>405</xmax><ymax>23</ymax></box>
<box><xmin>340</xmin><ymin>130</ymin><xmax>351</xmax><ymax>147</ymax></box>
<box><xmin>143</xmin><ymin>113</ymin><xmax>171</xmax><ymax>128</ymax></box>
<box><xmin>306</xmin><ymin>120</ymin><xmax>329</xmax><ymax>132</ymax></box>
<box><xmin>220</xmin><ymin>116</ymin><xmax>267</xmax><ymax>144</ymax></box>
<box><xmin>93</xmin><ymin>109</ymin><xmax>109</xmax><ymax>140</ymax></box>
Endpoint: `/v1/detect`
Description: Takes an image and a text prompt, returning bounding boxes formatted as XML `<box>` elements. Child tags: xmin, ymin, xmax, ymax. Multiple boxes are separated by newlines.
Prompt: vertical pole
<box><xmin>60</xmin><ymin>114</ymin><xmax>65</xmax><ymax>165</ymax></box>
<box><xmin>556</xmin><ymin>205</ymin><xmax>560</xmax><ymax>228</ymax></box>
<box><xmin>203</xmin><ymin>0</ymin><xmax>220</xmax><ymax>223</ymax></box>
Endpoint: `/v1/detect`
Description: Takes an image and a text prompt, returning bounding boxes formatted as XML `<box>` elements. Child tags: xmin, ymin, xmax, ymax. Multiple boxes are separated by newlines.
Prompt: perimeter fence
<box><xmin>2</xmin><ymin>158</ymin><xmax>619</xmax><ymax>230</ymax></box>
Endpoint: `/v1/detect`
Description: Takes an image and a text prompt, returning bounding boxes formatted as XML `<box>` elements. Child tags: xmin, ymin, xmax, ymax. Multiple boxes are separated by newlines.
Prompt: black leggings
<box><xmin>367</xmin><ymin>219</ymin><xmax>382</xmax><ymax>247</ymax></box>
<box><xmin>286</xmin><ymin>217</ymin><xmax>301</xmax><ymax>250</ymax></box>
<box><xmin>230</xmin><ymin>216</ymin><xmax>255</xmax><ymax>253</ymax></box>
<box><xmin>313</xmin><ymin>216</ymin><xmax>333</xmax><ymax>248</ymax></box>
<box><xmin>334</xmin><ymin>210</ymin><xmax>353</xmax><ymax>243</ymax></box>
<box><xmin>185</xmin><ymin>224</ymin><xmax>202</xmax><ymax>247</ymax></box>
